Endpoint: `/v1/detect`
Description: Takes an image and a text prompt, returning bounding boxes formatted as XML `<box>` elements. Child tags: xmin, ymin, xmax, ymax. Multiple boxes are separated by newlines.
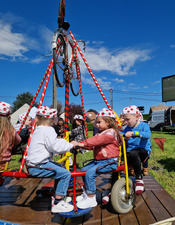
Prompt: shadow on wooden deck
<box><xmin>0</xmin><ymin>174</ymin><xmax>175</xmax><ymax>225</ymax></box>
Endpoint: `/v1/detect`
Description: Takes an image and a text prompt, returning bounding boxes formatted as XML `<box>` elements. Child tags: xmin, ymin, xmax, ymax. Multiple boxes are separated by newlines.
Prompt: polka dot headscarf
<box><xmin>36</xmin><ymin>106</ymin><xmax>57</xmax><ymax>119</ymax></box>
<box><xmin>0</xmin><ymin>101</ymin><xmax>11</xmax><ymax>116</ymax></box>
<box><xmin>122</xmin><ymin>105</ymin><xmax>139</xmax><ymax>115</ymax></box>
<box><xmin>97</xmin><ymin>108</ymin><xmax>116</xmax><ymax>119</ymax></box>
<box><xmin>73</xmin><ymin>114</ymin><xmax>84</xmax><ymax>121</ymax></box>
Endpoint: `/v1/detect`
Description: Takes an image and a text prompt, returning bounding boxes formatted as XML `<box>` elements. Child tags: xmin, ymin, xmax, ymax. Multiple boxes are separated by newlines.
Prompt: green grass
<box><xmin>8</xmin><ymin>130</ymin><xmax>175</xmax><ymax>199</ymax></box>
<box><xmin>149</xmin><ymin>131</ymin><xmax>175</xmax><ymax>199</ymax></box>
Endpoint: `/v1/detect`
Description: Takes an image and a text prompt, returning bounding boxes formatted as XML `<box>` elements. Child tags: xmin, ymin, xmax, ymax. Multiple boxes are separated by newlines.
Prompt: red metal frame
<box><xmin>1</xmin><ymin>31</ymin><xmax>126</xmax><ymax>214</ymax></box>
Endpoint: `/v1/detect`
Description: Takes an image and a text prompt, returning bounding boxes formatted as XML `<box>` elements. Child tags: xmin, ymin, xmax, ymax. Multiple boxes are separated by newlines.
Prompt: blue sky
<box><xmin>1</xmin><ymin>0</ymin><xmax>175</xmax><ymax>116</ymax></box>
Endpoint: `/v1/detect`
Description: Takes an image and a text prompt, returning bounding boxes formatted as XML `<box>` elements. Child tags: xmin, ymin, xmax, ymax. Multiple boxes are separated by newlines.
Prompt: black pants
<box><xmin>127</xmin><ymin>148</ymin><xmax>149</xmax><ymax>179</ymax></box>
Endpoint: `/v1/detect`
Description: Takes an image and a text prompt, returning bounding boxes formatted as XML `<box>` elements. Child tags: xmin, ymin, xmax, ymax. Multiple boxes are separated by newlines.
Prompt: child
<box><xmin>69</xmin><ymin>115</ymin><xmax>86</xmax><ymax>142</ymax></box>
<box><xmin>74</xmin><ymin>108</ymin><xmax>122</xmax><ymax>209</ymax></box>
<box><xmin>69</xmin><ymin>115</ymin><xmax>86</xmax><ymax>158</ymax></box>
<box><xmin>12</xmin><ymin>113</ymin><xmax>33</xmax><ymax>155</ymax></box>
<box><xmin>121</xmin><ymin>105</ymin><xmax>151</xmax><ymax>195</ymax></box>
<box><xmin>53</xmin><ymin>117</ymin><xmax>65</xmax><ymax>138</ymax></box>
<box><xmin>0</xmin><ymin>101</ymin><xmax>21</xmax><ymax>171</ymax></box>
<box><xmin>26</xmin><ymin>106</ymin><xmax>77</xmax><ymax>213</ymax></box>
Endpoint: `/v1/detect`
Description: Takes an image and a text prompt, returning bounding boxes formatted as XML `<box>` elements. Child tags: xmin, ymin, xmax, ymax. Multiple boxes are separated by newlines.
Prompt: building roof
<box><xmin>87</xmin><ymin>109</ymin><xmax>98</xmax><ymax>114</ymax></box>
<box><xmin>149</xmin><ymin>105</ymin><xmax>175</xmax><ymax>114</ymax></box>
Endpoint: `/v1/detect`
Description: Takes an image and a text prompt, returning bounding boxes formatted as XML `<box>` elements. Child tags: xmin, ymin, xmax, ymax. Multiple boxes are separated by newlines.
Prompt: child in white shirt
<box><xmin>26</xmin><ymin>106</ymin><xmax>77</xmax><ymax>213</ymax></box>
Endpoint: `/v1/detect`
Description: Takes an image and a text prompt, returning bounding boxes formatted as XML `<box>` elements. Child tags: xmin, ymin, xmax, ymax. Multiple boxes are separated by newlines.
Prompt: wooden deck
<box><xmin>0</xmin><ymin>173</ymin><xmax>175</xmax><ymax>225</ymax></box>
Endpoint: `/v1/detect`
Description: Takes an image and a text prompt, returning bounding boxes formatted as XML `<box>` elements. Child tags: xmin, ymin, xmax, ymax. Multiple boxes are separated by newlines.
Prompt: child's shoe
<box><xmin>76</xmin><ymin>186</ymin><xmax>87</xmax><ymax>202</ymax></box>
<box><xmin>51</xmin><ymin>196</ymin><xmax>72</xmax><ymax>206</ymax></box>
<box><xmin>143</xmin><ymin>168</ymin><xmax>148</xmax><ymax>176</ymax></box>
<box><xmin>51</xmin><ymin>199</ymin><xmax>74</xmax><ymax>213</ymax></box>
<box><xmin>77</xmin><ymin>195</ymin><xmax>97</xmax><ymax>209</ymax></box>
<box><xmin>102</xmin><ymin>193</ymin><xmax>111</xmax><ymax>204</ymax></box>
<box><xmin>135</xmin><ymin>178</ymin><xmax>144</xmax><ymax>195</ymax></box>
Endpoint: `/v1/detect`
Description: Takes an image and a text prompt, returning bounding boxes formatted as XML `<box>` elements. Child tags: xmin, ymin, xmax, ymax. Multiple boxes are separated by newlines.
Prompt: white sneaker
<box><xmin>77</xmin><ymin>195</ymin><xmax>97</xmax><ymax>209</ymax></box>
<box><xmin>51</xmin><ymin>200</ymin><xmax>74</xmax><ymax>213</ymax></box>
<box><xmin>51</xmin><ymin>196</ymin><xmax>72</xmax><ymax>206</ymax></box>
<box><xmin>76</xmin><ymin>187</ymin><xmax>87</xmax><ymax>202</ymax></box>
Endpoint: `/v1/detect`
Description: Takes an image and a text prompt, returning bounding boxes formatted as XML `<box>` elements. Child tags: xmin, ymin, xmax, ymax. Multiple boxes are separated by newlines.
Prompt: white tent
<box><xmin>11</xmin><ymin>104</ymin><xmax>38</xmax><ymax>125</ymax></box>
<box><xmin>11</xmin><ymin>103</ymin><xmax>30</xmax><ymax>125</ymax></box>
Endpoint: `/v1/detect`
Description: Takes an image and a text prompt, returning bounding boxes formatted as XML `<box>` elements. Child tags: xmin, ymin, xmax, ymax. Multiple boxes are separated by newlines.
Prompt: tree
<box><xmin>68</xmin><ymin>103</ymin><xmax>83</xmax><ymax>123</ymax></box>
<box><xmin>12</xmin><ymin>92</ymin><xmax>38</xmax><ymax>113</ymax></box>
<box><xmin>50</xmin><ymin>101</ymin><xmax>63</xmax><ymax>117</ymax></box>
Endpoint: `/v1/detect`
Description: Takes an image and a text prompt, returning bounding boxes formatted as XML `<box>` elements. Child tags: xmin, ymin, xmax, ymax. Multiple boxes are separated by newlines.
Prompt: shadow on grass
<box><xmin>158</xmin><ymin>158</ymin><xmax>175</xmax><ymax>172</ymax></box>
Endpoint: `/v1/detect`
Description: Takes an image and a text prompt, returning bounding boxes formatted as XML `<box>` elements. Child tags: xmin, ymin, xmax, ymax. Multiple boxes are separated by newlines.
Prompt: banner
<box><xmin>153</xmin><ymin>138</ymin><xmax>166</xmax><ymax>152</ymax></box>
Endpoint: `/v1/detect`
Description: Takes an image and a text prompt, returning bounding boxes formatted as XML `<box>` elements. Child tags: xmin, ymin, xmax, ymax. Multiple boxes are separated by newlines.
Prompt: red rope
<box><xmin>18</xmin><ymin>59</ymin><xmax>54</xmax><ymax>173</ymax></box>
<box><xmin>69</xmin><ymin>31</ymin><xmax>121</xmax><ymax>129</ymax></box>
<box><xmin>17</xmin><ymin>67</ymin><xmax>50</xmax><ymax>134</ymax></box>
<box><xmin>72</xmin><ymin>41</ymin><xmax>88</xmax><ymax>138</ymax></box>
<box><xmin>64</xmin><ymin>80</ymin><xmax>69</xmax><ymax>132</ymax></box>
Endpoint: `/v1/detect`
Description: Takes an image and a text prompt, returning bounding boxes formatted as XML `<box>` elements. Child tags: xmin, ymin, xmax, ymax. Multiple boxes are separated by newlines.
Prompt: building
<box><xmin>85</xmin><ymin>109</ymin><xmax>98</xmax><ymax>123</ymax></box>
<box><xmin>149</xmin><ymin>105</ymin><xmax>175</xmax><ymax>114</ymax></box>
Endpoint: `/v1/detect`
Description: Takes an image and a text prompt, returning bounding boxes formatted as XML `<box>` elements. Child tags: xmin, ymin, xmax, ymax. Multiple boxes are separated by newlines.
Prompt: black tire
<box><xmin>53</xmin><ymin>34</ymin><xmax>66</xmax><ymax>87</ymax></box>
<box><xmin>69</xmin><ymin>61</ymin><xmax>80</xmax><ymax>96</ymax></box>
<box><xmin>111</xmin><ymin>177</ymin><xmax>135</xmax><ymax>214</ymax></box>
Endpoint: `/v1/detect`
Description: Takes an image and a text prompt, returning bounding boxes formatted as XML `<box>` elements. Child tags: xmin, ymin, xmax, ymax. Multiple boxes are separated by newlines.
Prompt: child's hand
<box><xmin>77</xmin><ymin>142</ymin><xmax>85</xmax><ymax>147</ymax></box>
<box><xmin>70</xmin><ymin>141</ymin><xmax>79</xmax><ymax>147</ymax></box>
<box><xmin>125</xmin><ymin>131</ymin><xmax>134</xmax><ymax>139</ymax></box>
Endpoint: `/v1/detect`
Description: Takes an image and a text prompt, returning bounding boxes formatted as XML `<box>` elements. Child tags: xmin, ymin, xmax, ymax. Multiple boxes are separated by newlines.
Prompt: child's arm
<box><xmin>125</xmin><ymin>123</ymin><xmax>151</xmax><ymax>139</ymax></box>
<box><xmin>14</xmin><ymin>132</ymin><xmax>22</xmax><ymax>145</ymax></box>
<box><xmin>77</xmin><ymin>134</ymin><xmax>116</xmax><ymax>148</ymax></box>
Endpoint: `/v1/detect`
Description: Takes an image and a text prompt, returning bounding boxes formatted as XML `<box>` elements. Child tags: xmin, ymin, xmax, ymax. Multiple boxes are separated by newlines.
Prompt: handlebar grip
<box><xmin>122</xmin><ymin>134</ymin><xmax>142</xmax><ymax>138</ymax></box>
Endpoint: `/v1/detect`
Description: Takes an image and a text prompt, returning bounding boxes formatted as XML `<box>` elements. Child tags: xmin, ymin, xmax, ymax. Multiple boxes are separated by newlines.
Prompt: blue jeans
<box><xmin>81</xmin><ymin>158</ymin><xmax>118</xmax><ymax>195</ymax></box>
<box><xmin>28</xmin><ymin>161</ymin><xmax>71</xmax><ymax>196</ymax></box>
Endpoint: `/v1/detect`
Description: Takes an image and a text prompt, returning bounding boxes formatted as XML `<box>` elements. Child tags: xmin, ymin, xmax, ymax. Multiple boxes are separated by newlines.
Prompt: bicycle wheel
<box><xmin>69</xmin><ymin>61</ymin><xmax>80</xmax><ymax>96</ymax></box>
<box><xmin>111</xmin><ymin>177</ymin><xmax>135</xmax><ymax>214</ymax></box>
<box><xmin>53</xmin><ymin>34</ymin><xmax>66</xmax><ymax>87</ymax></box>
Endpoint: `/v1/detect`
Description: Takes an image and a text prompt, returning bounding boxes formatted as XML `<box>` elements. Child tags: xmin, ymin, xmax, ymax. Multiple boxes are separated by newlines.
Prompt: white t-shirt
<box><xmin>26</xmin><ymin>125</ymin><xmax>73</xmax><ymax>166</ymax></box>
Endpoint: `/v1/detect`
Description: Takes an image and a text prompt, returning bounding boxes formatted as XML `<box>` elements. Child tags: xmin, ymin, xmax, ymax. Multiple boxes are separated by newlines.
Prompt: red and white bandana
<box><xmin>36</xmin><ymin>106</ymin><xmax>57</xmax><ymax>118</ymax></box>
<box><xmin>0</xmin><ymin>101</ymin><xmax>11</xmax><ymax>116</ymax></box>
<box><xmin>122</xmin><ymin>105</ymin><xmax>139</xmax><ymax>115</ymax></box>
<box><xmin>97</xmin><ymin>108</ymin><xmax>116</xmax><ymax>119</ymax></box>
<box><xmin>73</xmin><ymin>114</ymin><xmax>84</xmax><ymax>121</ymax></box>
<box><xmin>18</xmin><ymin>112</ymin><xmax>27</xmax><ymax>124</ymax></box>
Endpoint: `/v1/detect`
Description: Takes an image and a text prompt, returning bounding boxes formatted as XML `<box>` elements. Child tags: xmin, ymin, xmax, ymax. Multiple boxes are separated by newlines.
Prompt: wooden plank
<box><xmin>153</xmin><ymin>190</ymin><xmax>175</xmax><ymax>217</ymax></box>
<box><xmin>143</xmin><ymin>190</ymin><xmax>172</xmax><ymax>221</ymax></box>
<box><xmin>134</xmin><ymin>194</ymin><xmax>156</xmax><ymax>225</ymax></box>
<box><xmin>119</xmin><ymin>209</ymin><xmax>139</xmax><ymax>225</ymax></box>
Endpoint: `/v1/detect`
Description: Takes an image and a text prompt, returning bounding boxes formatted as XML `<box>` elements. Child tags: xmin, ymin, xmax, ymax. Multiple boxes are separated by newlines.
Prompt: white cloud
<box><xmin>144</xmin><ymin>85</ymin><xmax>148</xmax><ymax>88</ymax></box>
<box><xmin>0</xmin><ymin>21</ymin><xmax>28</xmax><ymax>59</ymax></box>
<box><xmin>114</xmin><ymin>78</ymin><xmax>124</xmax><ymax>83</ymax></box>
<box><xmin>80</xmin><ymin>46</ymin><xmax>151</xmax><ymax>76</ymax></box>
<box><xmin>81</xmin><ymin>75</ymin><xmax>111</xmax><ymax>90</ymax></box>
<box><xmin>152</xmin><ymin>80</ymin><xmax>160</xmax><ymax>85</ymax></box>
<box><xmin>0</xmin><ymin>13</ymin><xmax>52</xmax><ymax>63</ymax></box>
<box><xmin>128</xmin><ymin>83</ymin><xmax>140</xmax><ymax>90</ymax></box>
<box><xmin>170</xmin><ymin>44</ymin><xmax>175</xmax><ymax>48</ymax></box>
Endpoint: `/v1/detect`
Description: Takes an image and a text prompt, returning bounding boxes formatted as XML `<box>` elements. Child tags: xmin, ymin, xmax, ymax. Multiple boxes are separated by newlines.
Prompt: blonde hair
<box><xmin>100</xmin><ymin>116</ymin><xmax>122</xmax><ymax>145</ymax></box>
<box><xmin>0</xmin><ymin>116</ymin><xmax>16</xmax><ymax>152</ymax></box>
<box><xmin>36</xmin><ymin>115</ymin><xmax>54</xmax><ymax>126</ymax></box>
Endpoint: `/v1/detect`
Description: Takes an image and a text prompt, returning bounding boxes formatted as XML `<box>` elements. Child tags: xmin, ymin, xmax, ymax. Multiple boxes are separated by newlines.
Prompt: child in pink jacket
<box><xmin>75</xmin><ymin>108</ymin><xmax>122</xmax><ymax>209</ymax></box>
<box><xmin>0</xmin><ymin>101</ymin><xmax>21</xmax><ymax>171</ymax></box>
